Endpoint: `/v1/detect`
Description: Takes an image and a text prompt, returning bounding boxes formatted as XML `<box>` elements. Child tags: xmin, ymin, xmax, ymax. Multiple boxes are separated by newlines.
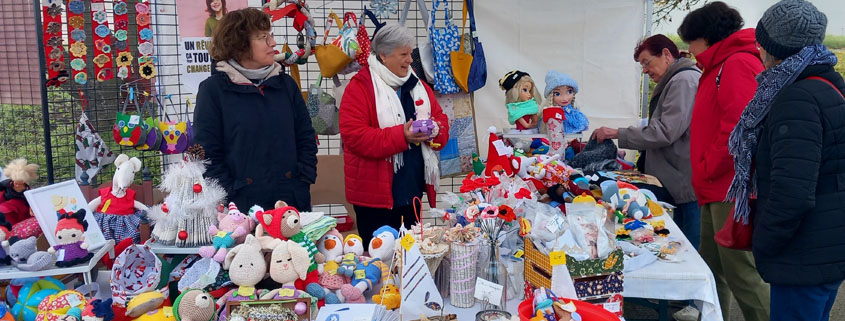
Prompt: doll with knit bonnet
<box><xmin>542</xmin><ymin>71</ymin><xmax>589</xmax><ymax>137</ymax></box>
<box><xmin>0</xmin><ymin>159</ymin><xmax>38</xmax><ymax>227</ymax></box>
<box><xmin>49</xmin><ymin>209</ymin><xmax>95</xmax><ymax>267</ymax></box>
<box><xmin>500</xmin><ymin>70</ymin><xmax>542</xmax><ymax>134</ymax></box>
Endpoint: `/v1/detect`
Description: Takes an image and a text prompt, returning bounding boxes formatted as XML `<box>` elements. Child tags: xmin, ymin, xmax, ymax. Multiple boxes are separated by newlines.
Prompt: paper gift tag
<box><xmin>473</xmin><ymin>277</ymin><xmax>504</xmax><ymax>304</ymax></box>
<box><xmin>57</xmin><ymin>249</ymin><xmax>66</xmax><ymax>261</ymax></box>
<box><xmin>66</xmin><ymin>293</ymin><xmax>82</xmax><ymax>307</ymax></box>
<box><xmin>354</xmin><ymin>269</ymin><xmax>366</xmax><ymax>279</ymax></box>
<box><xmin>278</xmin><ymin>288</ymin><xmax>296</xmax><ymax>298</ymax></box>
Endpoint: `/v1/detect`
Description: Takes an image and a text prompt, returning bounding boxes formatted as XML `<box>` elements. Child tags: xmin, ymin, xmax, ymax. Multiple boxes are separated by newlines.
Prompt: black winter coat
<box><xmin>193</xmin><ymin>62</ymin><xmax>317</xmax><ymax>212</ymax></box>
<box><xmin>753</xmin><ymin>64</ymin><xmax>845</xmax><ymax>286</ymax></box>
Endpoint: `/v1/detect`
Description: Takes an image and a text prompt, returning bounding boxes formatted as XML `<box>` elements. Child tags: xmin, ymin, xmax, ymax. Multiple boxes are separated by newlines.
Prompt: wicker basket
<box><xmin>449</xmin><ymin>240</ymin><xmax>480</xmax><ymax>308</ymax></box>
<box><xmin>422</xmin><ymin>248</ymin><xmax>448</xmax><ymax>276</ymax></box>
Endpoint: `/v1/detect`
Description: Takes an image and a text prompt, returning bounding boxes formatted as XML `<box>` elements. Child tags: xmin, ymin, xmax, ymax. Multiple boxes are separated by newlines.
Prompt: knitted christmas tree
<box><xmin>149</xmin><ymin>145</ymin><xmax>225</xmax><ymax>247</ymax></box>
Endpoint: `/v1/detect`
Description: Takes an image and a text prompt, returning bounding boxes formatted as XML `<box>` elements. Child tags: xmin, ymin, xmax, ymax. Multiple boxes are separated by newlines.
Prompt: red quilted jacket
<box><xmin>339</xmin><ymin>67</ymin><xmax>449</xmax><ymax>209</ymax></box>
<box><xmin>689</xmin><ymin>28</ymin><xmax>763</xmax><ymax>205</ymax></box>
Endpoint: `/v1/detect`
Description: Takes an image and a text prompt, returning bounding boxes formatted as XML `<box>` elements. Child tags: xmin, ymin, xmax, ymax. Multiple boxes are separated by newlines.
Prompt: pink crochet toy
<box><xmin>198</xmin><ymin>202</ymin><xmax>255</xmax><ymax>262</ymax></box>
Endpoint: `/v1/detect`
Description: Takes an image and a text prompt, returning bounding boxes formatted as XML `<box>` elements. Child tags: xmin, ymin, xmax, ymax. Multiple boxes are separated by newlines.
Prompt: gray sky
<box><xmin>654</xmin><ymin>0</ymin><xmax>845</xmax><ymax>36</ymax></box>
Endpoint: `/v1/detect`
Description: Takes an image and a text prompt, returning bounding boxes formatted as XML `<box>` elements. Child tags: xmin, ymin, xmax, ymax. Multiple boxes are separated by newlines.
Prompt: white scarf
<box><xmin>368</xmin><ymin>54</ymin><xmax>440</xmax><ymax>190</ymax></box>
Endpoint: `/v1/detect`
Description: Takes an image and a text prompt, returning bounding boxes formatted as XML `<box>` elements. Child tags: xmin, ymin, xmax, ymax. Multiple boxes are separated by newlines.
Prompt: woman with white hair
<box><xmin>339</xmin><ymin>23</ymin><xmax>449</xmax><ymax>248</ymax></box>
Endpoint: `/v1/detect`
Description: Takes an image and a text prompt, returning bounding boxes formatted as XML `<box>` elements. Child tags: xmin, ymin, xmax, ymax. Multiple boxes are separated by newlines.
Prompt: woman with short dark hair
<box><xmin>592</xmin><ymin>34</ymin><xmax>701</xmax><ymax>250</ymax></box>
<box><xmin>729</xmin><ymin>1</ymin><xmax>845</xmax><ymax>319</ymax></box>
<box><xmin>678</xmin><ymin>2</ymin><xmax>770</xmax><ymax>321</ymax></box>
<box><xmin>194</xmin><ymin>8</ymin><xmax>317</xmax><ymax>212</ymax></box>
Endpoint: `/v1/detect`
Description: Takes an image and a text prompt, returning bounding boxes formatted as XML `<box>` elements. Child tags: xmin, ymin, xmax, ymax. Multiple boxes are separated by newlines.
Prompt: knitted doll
<box><xmin>49</xmin><ymin>209</ymin><xmax>95</xmax><ymax>267</ymax></box>
<box><xmin>217</xmin><ymin>235</ymin><xmax>266</xmax><ymax>321</ymax></box>
<box><xmin>316</xmin><ymin>228</ymin><xmax>344</xmax><ymax>274</ymax></box>
<box><xmin>270</xmin><ymin>202</ymin><xmax>326</xmax><ymax>304</ymax></box>
<box><xmin>337</xmin><ymin>234</ymin><xmax>363</xmax><ymax>277</ymax></box>
<box><xmin>5</xmin><ymin>235</ymin><xmax>55</xmax><ymax>271</ymax></box>
<box><xmin>0</xmin><ymin>159</ymin><xmax>38</xmax><ymax>226</ymax></box>
<box><xmin>542</xmin><ymin>70</ymin><xmax>588</xmax><ymax>137</ymax></box>
<box><xmin>368</xmin><ymin>226</ymin><xmax>399</xmax><ymax>265</ymax></box>
<box><xmin>88</xmin><ymin>154</ymin><xmax>148</xmax><ymax>243</ymax></box>
<box><xmin>261</xmin><ymin>240</ymin><xmax>323</xmax><ymax>308</ymax></box>
<box><xmin>198</xmin><ymin>202</ymin><xmax>254</xmax><ymax>263</ymax></box>
<box><xmin>500</xmin><ymin>70</ymin><xmax>542</xmax><ymax>134</ymax></box>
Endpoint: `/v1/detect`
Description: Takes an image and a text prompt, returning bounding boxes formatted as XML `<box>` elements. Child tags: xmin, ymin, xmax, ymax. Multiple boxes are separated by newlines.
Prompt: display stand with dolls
<box><xmin>500</xmin><ymin>70</ymin><xmax>542</xmax><ymax>134</ymax></box>
<box><xmin>87</xmin><ymin>154</ymin><xmax>149</xmax><ymax>243</ymax></box>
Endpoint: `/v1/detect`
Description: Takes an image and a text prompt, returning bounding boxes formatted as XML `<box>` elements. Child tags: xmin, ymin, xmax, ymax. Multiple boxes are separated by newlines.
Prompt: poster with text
<box><xmin>176</xmin><ymin>0</ymin><xmax>248</xmax><ymax>95</ymax></box>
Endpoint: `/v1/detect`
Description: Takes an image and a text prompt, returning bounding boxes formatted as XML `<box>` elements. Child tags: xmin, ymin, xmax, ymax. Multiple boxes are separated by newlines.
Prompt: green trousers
<box><xmin>700</xmin><ymin>202</ymin><xmax>770</xmax><ymax>321</ymax></box>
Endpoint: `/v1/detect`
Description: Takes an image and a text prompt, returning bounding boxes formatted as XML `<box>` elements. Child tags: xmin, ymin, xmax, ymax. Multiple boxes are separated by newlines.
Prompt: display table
<box><xmin>0</xmin><ymin>239</ymin><xmax>115</xmax><ymax>290</ymax></box>
<box><xmin>623</xmin><ymin>217</ymin><xmax>722</xmax><ymax>321</ymax></box>
<box><xmin>147</xmin><ymin>242</ymin><xmax>202</xmax><ymax>255</ymax></box>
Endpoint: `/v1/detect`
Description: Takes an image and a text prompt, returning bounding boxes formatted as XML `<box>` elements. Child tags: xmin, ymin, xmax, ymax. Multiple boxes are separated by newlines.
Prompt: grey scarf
<box><xmin>227</xmin><ymin>59</ymin><xmax>275</xmax><ymax>85</ymax></box>
<box><xmin>726</xmin><ymin>44</ymin><xmax>838</xmax><ymax>224</ymax></box>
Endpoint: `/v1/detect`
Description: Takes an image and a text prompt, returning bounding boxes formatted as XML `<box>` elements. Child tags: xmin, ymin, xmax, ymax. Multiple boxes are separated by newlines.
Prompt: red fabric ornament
<box><xmin>193</xmin><ymin>183</ymin><xmax>202</xmax><ymax>193</ymax></box>
<box><xmin>178</xmin><ymin>230</ymin><xmax>188</xmax><ymax>240</ymax></box>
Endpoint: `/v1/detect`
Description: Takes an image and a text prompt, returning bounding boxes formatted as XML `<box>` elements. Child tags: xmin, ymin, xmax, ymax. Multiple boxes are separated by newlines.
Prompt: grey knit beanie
<box><xmin>756</xmin><ymin>0</ymin><xmax>827</xmax><ymax>60</ymax></box>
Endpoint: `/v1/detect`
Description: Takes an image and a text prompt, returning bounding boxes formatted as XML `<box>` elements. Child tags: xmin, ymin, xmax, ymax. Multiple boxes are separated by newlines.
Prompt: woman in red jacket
<box><xmin>339</xmin><ymin>23</ymin><xmax>449</xmax><ymax>246</ymax></box>
<box><xmin>679</xmin><ymin>2</ymin><xmax>769</xmax><ymax>321</ymax></box>
<box><xmin>678</xmin><ymin>2</ymin><xmax>769</xmax><ymax>321</ymax></box>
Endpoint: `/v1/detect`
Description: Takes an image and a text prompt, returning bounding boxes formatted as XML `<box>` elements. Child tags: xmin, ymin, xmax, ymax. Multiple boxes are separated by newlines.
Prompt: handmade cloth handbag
<box><xmin>306</xmin><ymin>76</ymin><xmax>340</xmax><ymax>135</ymax></box>
<box><xmin>356</xmin><ymin>9</ymin><xmax>382</xmax><ymax>68</ymax></box>
<box><xmin>330</xmin><ymin>12</ymin><xmax>360</xmax><ymax>59</ymax></box>
<box><xmin>450</xmin><ymin>0</ymin><xmax>475</xmax><ymax>92</ymax></box>
<box><xmin>134</xmin><ymin>95</ymin><xmax>163</xmax><ymax>151</ymax></box>
<box><xmin>314</xmin><ymin>11</ymin><xmax>355</xmax><ymax>78</ymax></box>
<box><xmin>110</xmin><ymin>242</ymin><xmax>162</xmax><ymax>305</ymax></box>
<box><xmin>714</xmin><ymin>202</ymin><xmax>754</xmax><ymax>251</ymax></box>
<box><xmin>428</xmin><ymin>0</ymin><xmax>461</xmax><ymax>94</ymax></box>
<box><xmin>113</xmin><ymin>87</ymin><xmax>147</xmax><ymax>147</ymax></box>
<box><xmin>400</xmin><ymin>0</ymin><xmax>435</xmax><ymax>84</ymax></box>
<box><xmin>464</xmin><ymin>0</ymin><xmax>486</xmax><ymax>92</ymax></box>
<box><xmin>158</xmin><ymin>95</ymin><xmax>193</xmax><ymax>154</ymax></box>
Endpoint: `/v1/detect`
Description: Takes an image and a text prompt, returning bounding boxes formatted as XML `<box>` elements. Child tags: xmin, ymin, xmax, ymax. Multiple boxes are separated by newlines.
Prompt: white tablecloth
<box><xmin>623</xmin><ymin>216</ymin><xmax>723</xmax><ymax>321</ymax></box>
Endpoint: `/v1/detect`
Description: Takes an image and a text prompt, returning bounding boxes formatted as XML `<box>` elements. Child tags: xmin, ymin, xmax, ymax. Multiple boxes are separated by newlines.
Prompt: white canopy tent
<box><xmin>473</xmin><ymin>0</ymin><xmax>650</xmax><ymax>157</ymax></box>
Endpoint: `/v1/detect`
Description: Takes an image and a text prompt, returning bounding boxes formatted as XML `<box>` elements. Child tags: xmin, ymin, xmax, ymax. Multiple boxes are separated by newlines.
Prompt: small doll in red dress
<box><xmin>500</xmin><ymin>70</ymin><xmax>542</xmax><ymax>134</ymax></box>
<box><xmin>0</xmin><ymin>159</ymin><xmax>38</xmax><ymax>227</ymax></box>
<box><xmin>87</xmin><ymin>154</ymin><xmax>148</xmax><ymax>242</ymax></box>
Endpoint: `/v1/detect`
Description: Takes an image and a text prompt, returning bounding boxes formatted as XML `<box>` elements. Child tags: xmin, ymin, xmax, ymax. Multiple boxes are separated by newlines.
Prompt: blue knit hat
<box><xmin>544</xmin><ymin>70</ymin><xmax>578</xmax><ymax>97</ymax></box>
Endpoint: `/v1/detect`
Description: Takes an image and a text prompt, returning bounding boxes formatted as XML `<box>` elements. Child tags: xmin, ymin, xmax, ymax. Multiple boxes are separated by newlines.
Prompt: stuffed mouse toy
<box><xmin>88</xmin><ymin>154</ymin><xmax>148</xmax><ymax>243</ymax></box>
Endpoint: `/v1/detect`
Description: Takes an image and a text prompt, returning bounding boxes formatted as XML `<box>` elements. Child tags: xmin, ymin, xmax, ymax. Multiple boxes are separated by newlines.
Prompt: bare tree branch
<box><xmin>653</xmin><ymin>0</ymin><xmax>706</xmax><ymax>26</ymax></box>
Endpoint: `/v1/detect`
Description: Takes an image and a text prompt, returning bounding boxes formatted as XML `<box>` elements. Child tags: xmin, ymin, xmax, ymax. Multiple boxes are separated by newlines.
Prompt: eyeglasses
<box><xmin>639</xmin><ymin>56</ymin><xmax>657</xmax><ymax>69</ymax></box>
<box><xmin>253</xmin><ymin>32</ymin><xmax>275</xmax><ymax>46</ymax></box>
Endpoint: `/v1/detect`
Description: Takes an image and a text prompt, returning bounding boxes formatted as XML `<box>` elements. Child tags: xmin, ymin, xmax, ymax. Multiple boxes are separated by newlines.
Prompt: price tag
<box><xmin>400</xmin><ymin>233</ymin><xmax>415</xmax><ymax>251</ymax></box>
<box><xmin>603</xmin><ymin>301</ymin><xmax>621</xmax><ymax>313</ymax></box>
<box><xmin>354</xmin><ymin>269</ymin><xmax>366</xmax><ymax>279</ymax></box>
<box><xmin>512</xmin><ymin>249</ymin><xmax>524</xmax><ymax>259</ymax></box>
<box><xmin>473</xmin><ymin>277</ymin><xmax>504</xmax><ymax>304</ymax></box>
<box><xmin>545</xmin><ymin>214</ymin><xmax>564</xmax><ymax>233</ymax></box>
<box><xmin>549</xmin><ymin>250</ymin><xmax>567</xmax><ymax>266</ymax></box>
<box><xmin>56</xmin><ymin>249</ymin><xmax>65</xmax><ymax>262</ymax></box>
<box><xmin>130</xmin><ymin>115</ymin><xmax>141</xmax><ymax>124</ymax></box>
<box><xmin>278</xmin><ymin>288</ymin><xmax>296</xmax><ymax>298</ymax></box>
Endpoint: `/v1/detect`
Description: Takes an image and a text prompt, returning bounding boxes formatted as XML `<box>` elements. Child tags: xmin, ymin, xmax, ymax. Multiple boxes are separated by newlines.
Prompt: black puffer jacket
<box><xmin>753</xmin><ymin>64</ymin><xmax>845</xmax><ymax>286</ymax></box>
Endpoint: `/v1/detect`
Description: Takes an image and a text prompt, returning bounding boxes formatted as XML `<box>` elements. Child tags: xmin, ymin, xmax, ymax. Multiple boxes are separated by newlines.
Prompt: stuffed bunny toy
<box><xmin>199</xmin><ymin>202</ymin><xmax>255</xmax><ymax>262</ymax></box>
<box><xmin>88</xmin><ymin>154</ymin><xmax>148</xmax><ymax>243</ymax></box>
<box><xmin>217</xmin><ymin>235</ymin><xmax>266</xmax><ymax>321</ymax></box>
<box><xmin>5</xmin><ymin>236</ymin><xmax>56</xmax><ymax>271</ymax></box>
<box><xmin>50</xmin><ymin>209</ymin><xmax>94</xmax><ymax>267</ymax></box>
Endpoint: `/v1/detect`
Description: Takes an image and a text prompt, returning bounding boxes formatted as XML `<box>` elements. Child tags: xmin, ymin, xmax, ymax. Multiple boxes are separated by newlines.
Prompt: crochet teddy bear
<box><xmin>173</xmin><ymin>289</ymin><xmax>215</xmax><ymax>321</ymax></box>
<box><xmin>5</xmin><ymin>236</ymin><xmax>55</xmax><ymax>271</ymax></box>
<box><xmin>88</xmin><ymin>154</ymin><xmax>148</xmax><ymax>243</ymax></box>
<box><xmin>49</xmin><ymin>209</ymin><xmax>94</xmax><ymax>267</ymax></box>
<box><xmin>199</xmin><ymin>202</ymin><xmax>255</xmax><ymax>263</ymax></box>
<box><xmin>217</xmin><ymin>235</ymin><xmax>266</xmax><ymax>321</ymax></box>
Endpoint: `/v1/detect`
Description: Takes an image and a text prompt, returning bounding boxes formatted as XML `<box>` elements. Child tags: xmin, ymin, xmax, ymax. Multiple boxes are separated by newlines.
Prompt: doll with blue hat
<box><xmin>542</xmin><ymin>71</ymin><xmax>589</xmax><ymax>156</ymax></box>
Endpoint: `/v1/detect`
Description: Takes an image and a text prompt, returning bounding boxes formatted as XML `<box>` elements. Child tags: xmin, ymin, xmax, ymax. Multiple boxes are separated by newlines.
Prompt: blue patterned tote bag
<box><xmin>429</xmin><ymin>0</ymin><xmax>461</xmax><ymax>94</ymax></box>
